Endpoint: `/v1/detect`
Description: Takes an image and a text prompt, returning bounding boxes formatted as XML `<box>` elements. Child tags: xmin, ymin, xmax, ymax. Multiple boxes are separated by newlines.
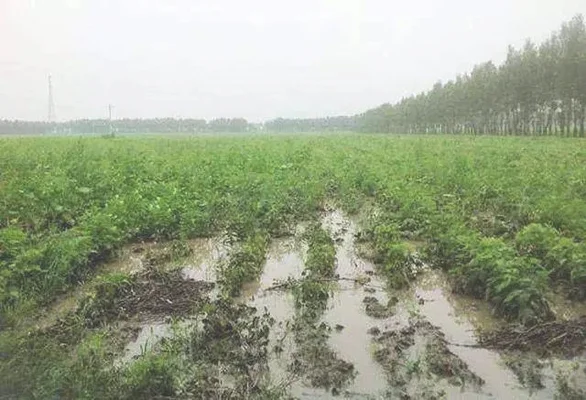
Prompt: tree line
<box><xmin>263</xmin><ymin>116</ymin><xmax>358</xmax><ymax>132</ymax></box>
<box><xmin>0</xmin><ymin>118</ymin><xmax>251</xmax><ymax>135</ymax></box>
<box><xmin>360</xmin><ymin>14</ymin><xmax>586</xmax><ymax>136</ymax></box>
<box><xmin>0</xmin><ymin>116</ymin><xmax>357</xmax><ymax>135</ymax></box>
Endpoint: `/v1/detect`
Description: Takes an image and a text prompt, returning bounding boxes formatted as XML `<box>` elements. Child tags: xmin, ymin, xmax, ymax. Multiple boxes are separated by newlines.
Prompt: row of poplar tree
<box><xmin>360</xmin><ymin>14</ymin><xmax>586</xmax><ymax>136</ymax></box>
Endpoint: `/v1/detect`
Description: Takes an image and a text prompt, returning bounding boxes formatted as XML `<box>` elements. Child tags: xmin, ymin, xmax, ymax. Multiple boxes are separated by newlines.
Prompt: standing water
<box><xmin>321</xmin><ymin>210</ymin><xmax>389</xmax><ymax>398</ymax></box>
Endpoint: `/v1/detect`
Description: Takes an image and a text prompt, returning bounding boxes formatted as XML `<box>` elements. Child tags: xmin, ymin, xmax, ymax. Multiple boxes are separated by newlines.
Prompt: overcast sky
<box><xmin>1</xmin><ymin>0</ymin><xmax>585</xmax><ymax>122</ymax></box>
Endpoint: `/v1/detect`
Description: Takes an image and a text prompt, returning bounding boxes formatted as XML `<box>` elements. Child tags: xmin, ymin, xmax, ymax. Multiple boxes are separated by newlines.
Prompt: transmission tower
<box><xmin>48</xmin><ymin>74</ymin><xmax>56</xmax><ymax>122</ymax></box>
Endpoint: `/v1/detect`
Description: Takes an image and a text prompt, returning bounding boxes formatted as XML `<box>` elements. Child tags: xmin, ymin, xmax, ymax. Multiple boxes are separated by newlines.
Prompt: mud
<box><xmin>113</xmin><ymin>238</ymin><xmax>228</xmax><ymax>363</ymax></box>
<box><xmin>289</xmin><ymin>317</ymin><xmax>356</xmax><ymax>393</ymax></box>
<box><xmin>409</xmin><ymin>271</ymin><xmax>528</xmax><ymax>398</ymax></box>
<box><xmin>117</xmin><ymin>321</ymin><xmax>175</xmax><ymax>364</ymax></box>
<box><xmin>320</xmin><ymin>209</ymin><xmax>391</xmax><ymax>397</ymax></box>
<box><xmin>230</xmin><ymin>236</ymin><xmax>305</xmax><ymax>393</ymax></box>
<box><xmin>363</xmin><ymin>296</ymin><xmax>396</xmax><ymax>319</ymax></box>
<box><xmin>159</xmin><ymin>298</ymin><xmax>279</xmax><ymax>399</ymax></box>
<box><xmin>407</xmin><ymin>271</ymin><xmax>586</xmax><ymax>399</ymax></box>
<box><xmin>241</xmin><ymin>237</ymin><xmax>306</xmax><ymax>298</ymax></box>
<box><xmin>503</xmin><ymin>355</ymin><xmax>546</xmax><ymax>391</ymax></box>
<box><xmin>548</xmin><ymin>290</ymin><xmax>586</xmax><ymax>321</ymax></box>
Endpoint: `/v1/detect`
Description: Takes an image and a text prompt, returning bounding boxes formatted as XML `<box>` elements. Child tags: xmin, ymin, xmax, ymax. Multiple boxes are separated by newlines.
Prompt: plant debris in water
<box><xmin>289</xmin><ymin>316</ymin><xmax>356</xmax><ymax>393</ymax></box>
<box><xmin>164</xmin><ymin>298</ymin><xmax>282</xmax><ymax>398</ymax></box>
<box><xmin>480</xmin><ymin>317</ymin><xmax>586</xmax><ymax>356</ymax></box>
<box><xmin>287</xmin><ymin>222</ymin><xmax>356</xmax><ymax>394</ymax></box>
<box><xmin>503</xmin><ymin>355</ymin><xmax>546</xmax><ymax>391</ymax></box>
<box><xmin>363</xmin><ymin>296</ymin><xmax>396</xmax><ymax>319</ymax></box>
<box><xmin>79</xmin><ymin>266</ymin><xmax>214</xmax><ymax>327</ymax></box>
<box><xmin>373</xmin><ymin>318</ymin><xmax>484</xmax><ymax>398</ymax></box>
<box><xmin>218</xmin><ymin>232</ymin><xmax>269</xmax><ymax>297</ymax></box>
<box><xmin>37</xmin><ymin>265</ymin><xmax>213</xmax><ymax>348</ymax></box>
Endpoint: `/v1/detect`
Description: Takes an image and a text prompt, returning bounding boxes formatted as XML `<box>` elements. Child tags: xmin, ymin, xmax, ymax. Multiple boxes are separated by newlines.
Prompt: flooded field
<box><xmin>6</xmin><ymin>210</ymin><xmax>586</xmax><ymax>399</ymax></box>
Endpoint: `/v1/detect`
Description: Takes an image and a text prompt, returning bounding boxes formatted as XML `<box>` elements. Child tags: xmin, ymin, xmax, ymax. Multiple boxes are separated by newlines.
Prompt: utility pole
<box><xmin>108</xmin><ymin>104</ymin><xmax>114</xmax><ymax>136</ymax></box>
<box><xmin>48</xmin><ymin>74</ymin><xmax>56</xmax><ymax>122</ymax></box>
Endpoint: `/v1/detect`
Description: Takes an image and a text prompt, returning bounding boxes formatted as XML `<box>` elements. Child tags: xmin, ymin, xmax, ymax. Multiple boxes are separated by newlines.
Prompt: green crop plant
<box><xmin>515</xmin><ymin>223</ymin><xmax>560</xmax><ymax>259</ymax></box>
<box><xmin>218</xmin><ymin>232</ymin><xmax>269</xmax><ymax>296</ymax></box>
<box><xmin>303</xmin><ymin>223</ymin><xmax>336</xmax><ymax>279</ymax></box>
<box><xmin>449</xmin><ymin>236</ymin><xmax>552</xmax><ymax>323</ymax></box>
<box><xmin>1</xmin><ymin>135</ymin><xmax>585</xmax><ymax>313</ymax></box>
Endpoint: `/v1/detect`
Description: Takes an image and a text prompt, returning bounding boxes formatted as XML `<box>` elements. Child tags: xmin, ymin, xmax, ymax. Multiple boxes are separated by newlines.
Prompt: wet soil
<box><xmin>363</xmin><ymin>296</ymin><xmax>396</xmax><ymax>319</ymax></box>
<box><xmin>409</xmin><ymin>271</ymin><xmax>586</xmax><ymax>399</ymax></box>
<box><xmin>113</xmin><ymin>238</ymin><xmax>228</xmax><ymax>363</ymax></box>
<box><xmin>320</xmin><ymin>209</ymin><xmax>391</xmax><ymax>397</ymax></box>
<box><xmin>289</xmin><ymin>317</ymin><xmax>356</xmax><ymax>393</ymax></box>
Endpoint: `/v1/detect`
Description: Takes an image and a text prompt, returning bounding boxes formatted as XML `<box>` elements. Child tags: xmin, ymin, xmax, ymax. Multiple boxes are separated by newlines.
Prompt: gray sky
<box><xmin>1</xmin><ymin>0</ymin><xmax>585</xmax><ymax>122</ymax></box>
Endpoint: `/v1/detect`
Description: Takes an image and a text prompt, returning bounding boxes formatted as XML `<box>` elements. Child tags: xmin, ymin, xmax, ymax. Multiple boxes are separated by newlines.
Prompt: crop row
<box><xmin>1</xmin><ymin>135</ymin><xmax>586</xmax><ymax>325</ymax></box>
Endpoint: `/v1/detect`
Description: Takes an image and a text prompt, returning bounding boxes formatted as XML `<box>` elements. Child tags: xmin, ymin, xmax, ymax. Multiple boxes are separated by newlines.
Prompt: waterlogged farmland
<box><xmin>2</xmin><ymin>134</ymin><xmax>586</xmax><ymax>399</ymax></box>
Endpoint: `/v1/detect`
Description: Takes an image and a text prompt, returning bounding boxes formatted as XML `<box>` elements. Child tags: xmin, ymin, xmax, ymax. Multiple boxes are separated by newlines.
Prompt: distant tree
<box><xmin>358</xmin><ymin>14</ymin><xmax>586</xmax><ymax>137</ymax></box>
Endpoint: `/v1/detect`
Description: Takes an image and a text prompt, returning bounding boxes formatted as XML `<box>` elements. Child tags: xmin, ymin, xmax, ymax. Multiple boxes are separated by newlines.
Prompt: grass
<box><xmin>1</xmin><ymin>133</ymin><xmax>586</xmax><ymax>397</ymax></box>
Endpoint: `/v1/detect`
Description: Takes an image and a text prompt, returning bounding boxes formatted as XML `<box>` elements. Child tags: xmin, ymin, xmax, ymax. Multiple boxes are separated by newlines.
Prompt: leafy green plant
<box><xmin>219</xmin><ymin>232</ymin><xmax>268</xmax><ymax>296</ymax></box>
<box><xmin>450</xmin><ymin>237</ymin><xmax>552</xmax><ymax>323</ymax></box>
<box><xmin>516</xmin><ymin>223</ymin><xmax>559</xmax><ymax>259</ymax></box>
<box><xmin>304</xmin><ymin>223</ymin><xmax>336</xmax><ymax>278</ymax></box>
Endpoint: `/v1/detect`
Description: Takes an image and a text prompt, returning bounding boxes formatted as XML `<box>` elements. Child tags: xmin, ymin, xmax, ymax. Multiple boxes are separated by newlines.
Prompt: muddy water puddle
<box><xmin>256</xmin><ymin>209</ymin><xmax>530</xmax><ymax>399</ymax></box>
<box><xmin>180</xmin><ymin>238</ymin><xmax>229</xmax><ymax>282</ymax></box>
<box><xmin>239</xmin><ymin>237</ymin><xmax>307</xmax><ymax>393</ymax></box>
<box><xmin>43</xmin><ymin>213</ymin><xmax>586</xmax><ymax>399</ymax></box>
<box><xmin>392</xmin><ymin>271</ymin><xmax>586</xmax><ymax>399</ymax></box>
<box><xmin>113</xmin><ymin>238</ymin><xmax>228</xmax><ymax>364</ymax></box>
<box><xmin>117</xmin><ymin>321</ymin><xmax>174</xmax><ymax>364</ymax></box>
<box><xmin>315</xmin><ymin>209</ymin><xmax>586</xmax><ymax>399</ymax></box>
<box><xmin>33</xmin><ymin>238</ymin><xmax>226</xmax><ymax>331</ymax></box>
<box><xmin>241</xmin><ymin>237</ymin><xmax>306</xmax><ymax>298</ymax></box>
<box><xmin>406</xmin><ymin>272</ymin><xmax>526</xmax><ymax>399</ymax></box>
<box><xmin>321</xmin><ymin>209</ymin><xmax>389</xmax><ymax>398</ymax></box>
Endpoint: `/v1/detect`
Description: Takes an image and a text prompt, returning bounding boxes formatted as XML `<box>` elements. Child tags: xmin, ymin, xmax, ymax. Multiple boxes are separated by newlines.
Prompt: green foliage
<box><xmin>123</xmin><ymin>354</ymin><xmax>176</xmax><ymax>399</ymax></box>
<box><xmin>360</xmin><ymin>14</ymin><xmax>586</xmax><ymax>137</ymax></box>
<box><xmin>304</xmin><ymin>224</ymin><xmax>336</xmax><ymax>279</ymax></box>
<box><xmin>293</xmin><ymin>278</ymin><xmax>330</xmax><ymax>312</ymax></box>
<box><xmin>77</xmin><ymin>273</ymin><xmax>134</xmax><ymax>326</ymax></box>
<box><xmin>547</xmin><ymin>239</ymin><xmax>586</xmax><ymax>298</ymax></box>
<box><xmin>219</xmin><ymin>232</ymin><xmax>269</xmax><ymax>296</ymax></box>
<box><xmin>515</xmin><ymin>223</ymin><xmax>586</xmax><ymax>298</ymax></box>
<box><xmin>378</xmin><ymin>243</ymin><xmax>417</xmax><ymax>289</ymax></box>
<box><xmin>292</xmin><ymin>224</ymin><xmax>336</xmax><ymax>313</ymax></box>
<box><xmin>1</xmin><ymin>134</ymin><xmax>586</xmax><ymax>320</ymax></box>
<box><xmin>449</xmin><ymin>236</ymin><xmax>552</xmax><ymax>323</ymax></box>
<box><xmin>516</xmin><ymin>223</ymin><xmax>559</xmax><ymax>259</ymax></box>
<box><xmin>361</xmin><ymin>218</ymin><xmax>423</xmax><ymax>288</ymax></box>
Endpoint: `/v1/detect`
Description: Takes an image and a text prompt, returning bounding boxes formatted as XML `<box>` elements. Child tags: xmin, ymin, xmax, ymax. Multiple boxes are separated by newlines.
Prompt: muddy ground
<box><xmin>16</xmin><ymin>210</ymin><xmax>586</xmax><ymax>399</ymax></box>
